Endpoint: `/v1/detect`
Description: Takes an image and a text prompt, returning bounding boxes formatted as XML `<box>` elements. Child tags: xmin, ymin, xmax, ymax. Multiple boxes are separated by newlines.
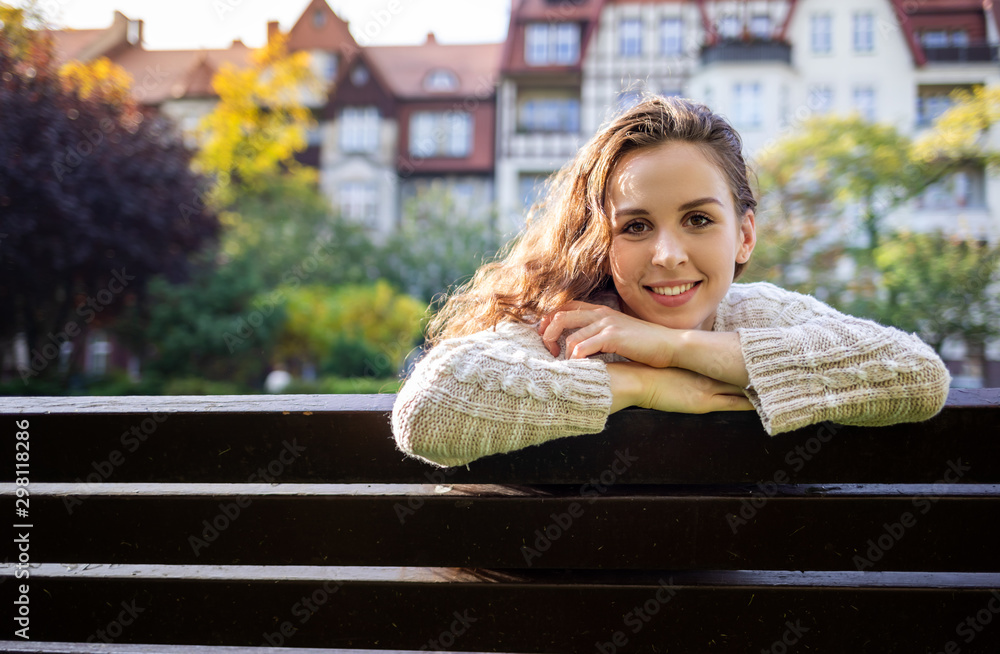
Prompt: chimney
<box><xmin>126</xmin><ymin>18</ymin><xmax>143</xmax><ymax>46</ymax></box>
<box><xmin>425</xmin><ymin>31</ymin><xmax>437</xmax><ymax>45</ymax></box>
<box><xmin>267</xmin><ymin>20</ymin><xmax>280</xmax><ymax>45</ymax></box>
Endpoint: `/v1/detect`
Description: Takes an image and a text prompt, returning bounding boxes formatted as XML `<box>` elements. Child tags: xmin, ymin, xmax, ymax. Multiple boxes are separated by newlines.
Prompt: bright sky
<box><xmin>24</xmin><ymin>0</ymin><xmax>511</xmax><ymax>49</ymax></box>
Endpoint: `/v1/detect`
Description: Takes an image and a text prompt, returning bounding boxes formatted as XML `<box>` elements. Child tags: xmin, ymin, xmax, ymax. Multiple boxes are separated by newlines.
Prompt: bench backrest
<box><xmin>2</xmin><ymin>389</ymin><xmax>999</xmax><ymax>652</ymax></box>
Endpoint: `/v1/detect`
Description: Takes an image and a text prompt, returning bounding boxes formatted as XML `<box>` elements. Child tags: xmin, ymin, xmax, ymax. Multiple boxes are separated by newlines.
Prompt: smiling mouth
<box><xmin>648</xmin><ymin>281</ymin><xmax>700</xmax><ymax>296</ymax></box>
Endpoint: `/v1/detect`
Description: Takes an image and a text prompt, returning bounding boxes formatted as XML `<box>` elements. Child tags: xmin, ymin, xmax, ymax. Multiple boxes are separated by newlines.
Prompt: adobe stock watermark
<box><xmin>188</xmin><ymin>438</ymin><xmax>306</xmax><ymax>556</ymax></box>
<box><xmin>419</xmin><ymin>609</ymin><xmax>477</xmax><ymax>651</ymax></box>
<box><xmin>521</xmin><ymin>448</ymin><xmax>639</xmax><ymax>566</ymax></box>
<box><xmin>86</xmin><ymin>598</ymin><xmax>145</xmax><ymax>644</ymax></box>
<box><xmin>595</xmin><ymin>578</ymin><xmax>677</xmax><ymax>654</ymax></box>
<box><xmin>222</xmin><ymin>235</ymin><xmax>338</xmax><ymax>353</ymax></box>
<box><xmin>853</xmin><ymin>458</ymin><xmax>971</xmax><ymax>570</ymax></box>
<box><xmin>18</xmin><ymin>267</ymin><xmax>137</xmax><ymax>383</ymax></box>
<box><xmin>51</xmin><ymin>65</ymin><xmax>173</xmax><ymax>183</ymax></box>
<box><xmin>760</xmin><ymin>617</ymin><xmax>811</xmax><ymax>654</ymax></box>
<box><xmin>63</xmin><ymin>412</ymin><xmax>169</xmax><ymax>514</ymax></box>
<box><xmin>261</xmin><ymin>579</ymin><xmax>345</xmax><ymax>647</ymax></box>
<box><xmin>934</xmin><ymin>591</ymin><xmax>1000</xmax><ymax>654</ymax></box>
<box><xmin>726</xmin><ymin>421</ymin><xmax>841</xmax><ymax>534</ymax></box>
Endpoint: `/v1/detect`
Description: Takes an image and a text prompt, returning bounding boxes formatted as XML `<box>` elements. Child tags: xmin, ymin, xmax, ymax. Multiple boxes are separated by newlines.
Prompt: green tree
<box><xmin>136</xmin><ymin>250</ymin><xmax>286</xmax><ymax>386</ymax></box>
<box><xmin>379</xmin><ymin>185</ymin><xmax>502</xmax><ymax>303</ymax></box>
<box><xmin>0</xmin><ymin>5</ymin><xmax>218</xmax><ymax>387</ymax></box>
<box><xmin>273</xmin><ymin>280</ymin><xmax>425</xmax><ymax>377</ymax></box>
<box><xmin>873</xmin><ymin>231</ymin><xmax>999</xmax><ymax>384</ymax></box>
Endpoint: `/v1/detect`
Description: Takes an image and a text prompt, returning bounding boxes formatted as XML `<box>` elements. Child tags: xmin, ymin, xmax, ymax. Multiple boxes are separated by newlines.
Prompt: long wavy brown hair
<box><xmin>426</xmin><ymin>95</ymin><xmax>757</xmax><ymax>348</ymax></box>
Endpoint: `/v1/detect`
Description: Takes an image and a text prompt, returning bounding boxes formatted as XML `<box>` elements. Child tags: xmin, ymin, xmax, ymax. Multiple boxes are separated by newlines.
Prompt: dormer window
<box><xmin>350</xmin><ymin>64</ymin><xmax>370</xmax><ymax>86</ymax></box>
<box><xmin>424</xmin><ymin>69</ymin><xmax>458</xmax><ymax>92</ymax></box>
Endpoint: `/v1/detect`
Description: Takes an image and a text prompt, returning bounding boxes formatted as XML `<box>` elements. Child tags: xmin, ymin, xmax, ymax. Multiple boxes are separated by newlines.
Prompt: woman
<box><xmin>392</xmin><ymin>95</ymin><xmax>950</xmax><ymax>468</ymax></box>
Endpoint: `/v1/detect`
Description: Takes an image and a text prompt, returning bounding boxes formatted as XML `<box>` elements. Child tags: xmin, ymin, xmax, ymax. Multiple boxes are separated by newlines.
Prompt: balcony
<box><xmin>923</xmin><ymin>42</ymin><xmax>999</xmax><ymax>63</ymax></box>
<box><xmin>700</xmin><ymin>40</ymin><xmax>792</xmax><ymax>66</ymax></box>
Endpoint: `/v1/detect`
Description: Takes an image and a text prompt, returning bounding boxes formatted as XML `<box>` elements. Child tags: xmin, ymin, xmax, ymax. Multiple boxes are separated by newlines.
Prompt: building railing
<box><xmin>923</xmin><ymin>42</ymin><xmax>999</xmax><ymax>64</ymax></box>
<box><xmin>700</xmin><ymin>40</ymin><xmax>793</xmax><ymax>65</ymax></box>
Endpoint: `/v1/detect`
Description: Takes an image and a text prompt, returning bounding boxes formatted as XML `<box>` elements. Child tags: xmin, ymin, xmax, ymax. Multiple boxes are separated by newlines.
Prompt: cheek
<box><xmin>609</xmin><ymin>241</ymin><xmax>640</xmax><ymax>283</ymax></box>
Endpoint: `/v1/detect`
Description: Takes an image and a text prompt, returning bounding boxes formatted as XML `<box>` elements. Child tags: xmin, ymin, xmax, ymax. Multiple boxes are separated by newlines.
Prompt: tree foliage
<box><xmin>380</xmin><ymin>184</ymin><xmax>502</xmax><ymax>303</ymax></box>
<box><xmin>873</xmin><ymin>231</ymin><xmax>1000</xmax><ymax>353</ymax></box>
<box><xmin>0</xmin><ymin>6</ymin><xmax>218</xmax><ymax>382</ymax></box>
<box><xmin>138</xmin><ymin>250</ymin><xmax>285</xmax><ymax>384</ymax></box>
<box><xmin>192</xmin><ymin>32</ymin><xmax>319</xmax><ymax>205</ymax></box>
<box><xmin>274</xmin><ymin>280</ymin><xmax>426</xmax><ymax>376</ymax></box>
<box><xmin>913</xmin><ymin>85</ymin><xmax>1000</xmax><ymax>169</ymax></box>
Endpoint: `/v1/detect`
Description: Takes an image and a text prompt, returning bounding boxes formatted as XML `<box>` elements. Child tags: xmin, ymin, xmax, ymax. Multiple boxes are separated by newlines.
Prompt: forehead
<box><xmin>607</xmin><ymin>141</ymin><xmax>733</xmax><ymax>213</ymax></box>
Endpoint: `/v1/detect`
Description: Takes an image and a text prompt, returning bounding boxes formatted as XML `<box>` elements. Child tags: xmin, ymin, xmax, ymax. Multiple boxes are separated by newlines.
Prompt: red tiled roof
<box><xmin>43</xmin><ymin>28</ymin><xmax>107</xmax><ymax>64</ymax></box>
<box><xmin>284</xmin><ymin>0</ymin><xmax>357</xmax><ymax>54</ymax></box>
<box><xmin>366</xmin><ymin>37</ymin><xmax>502</xmax><ymax>100</ymax></box>
<box><xmin>110</xmin><ymin>43</ymin><xmax>252</xmax><ymax>105</ymax></box>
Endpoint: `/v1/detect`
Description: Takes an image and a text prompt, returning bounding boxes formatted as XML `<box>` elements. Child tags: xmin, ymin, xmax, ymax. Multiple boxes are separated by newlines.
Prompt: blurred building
<box><xmin>39</xmin><ymin>0</ymin><xmax>1000</xmax><ymax>385</ymax></box>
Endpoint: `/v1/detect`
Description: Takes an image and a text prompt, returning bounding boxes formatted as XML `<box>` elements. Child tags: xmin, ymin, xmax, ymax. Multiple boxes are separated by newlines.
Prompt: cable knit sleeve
<box><xmin>391</xmin><ymin>321</ymin><xmax>614</xmax><ymax>467</ymax></box>
<box><xmin>717</xmin><ymin>282</ymin><xmax>951</xmax><ymax>436</ymax></box>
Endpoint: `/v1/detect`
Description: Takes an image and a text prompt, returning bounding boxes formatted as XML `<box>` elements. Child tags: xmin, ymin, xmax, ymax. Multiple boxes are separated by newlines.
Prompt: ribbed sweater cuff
<box><xmin>737</xmin><ymin>327</ymin><xmax>822</xmax><ymax>435</ymax></box>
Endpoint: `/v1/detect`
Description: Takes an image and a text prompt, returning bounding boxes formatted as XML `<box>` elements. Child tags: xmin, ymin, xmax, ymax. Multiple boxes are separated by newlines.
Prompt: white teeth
<box><xmin>650</xmin><ymin>282</ymin><xmax>696</xmax><ymax>296</ymax></box>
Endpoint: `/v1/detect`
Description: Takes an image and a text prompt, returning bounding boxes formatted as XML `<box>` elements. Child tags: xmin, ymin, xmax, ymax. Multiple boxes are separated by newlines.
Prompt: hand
<box><xmin>608</xmin><ymin>362</ymin><xmax>753</xmax><ymax>414</ymax></box>
<box><xmin>538</xmin><ymin>301</ymin><xmax>677</xmax><ymax>368</ymax></box>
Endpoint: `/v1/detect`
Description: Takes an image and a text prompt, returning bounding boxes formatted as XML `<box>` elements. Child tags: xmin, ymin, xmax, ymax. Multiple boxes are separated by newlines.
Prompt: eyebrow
<box><xmin>613</xmin><ymin>197</ymin><xmax>724</xmax><ymax>218</ymax></box>
<box><xmin>678</xmin><ymin>197</ymin><xmax>724</xmax><ymax>211</ymax></box>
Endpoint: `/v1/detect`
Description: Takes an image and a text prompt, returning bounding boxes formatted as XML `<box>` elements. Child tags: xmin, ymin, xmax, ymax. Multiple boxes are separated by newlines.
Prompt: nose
<box><xmin>651</xmin><ymin>229</ymin><xmax>687</xmax><ymax>268</ymax></box>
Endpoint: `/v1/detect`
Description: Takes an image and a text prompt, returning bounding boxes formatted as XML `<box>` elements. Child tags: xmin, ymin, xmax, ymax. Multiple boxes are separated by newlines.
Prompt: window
<box><xmin>616</xmin><ymin>90</ymin><xmax>643</xmax><ymax>113</ymax></box>
<box><xmin>338</xmin><ymin>181</ymin><xmax>377</xmax><ymax>221</ymax></box>
<box><xmin>525</xmin><ymin>22</ymin><xmax>580</xmax><ymax>65</ymax></box>
<box><xmin>718</xmin><ymin>15</ymin><xmax>740</xmax><ymax>40</ymax></box>
<box><xmin>853</xmin><ymin>12</ymin><xmax>874</xmax><ymax>52</ymax></box>
<box><xmin>916</xmin><ymin>168</ymin><xmax>985</xmax><ymax>210</ymax></box>
<box><xmin>811</xmin><ymin>14</ymin><xmax>832</xmax><ymax>54</ymax></box>
<box><xmin>519</xmin><ymin>173</ymin><xmax>551</xmax><ymax>210</ymax></box>
<box><xmin>323</xmin><ymin>54</ymin><xmax>338</xmax><ymax>83</ymax></box>
<box><xmin>808</xmin><ymin>85</ymin><xmax>834</xmax><ymax>114</ymax></box>
<box><xmin>917</xmin><ymin>94</ymin><xmax>953</xmax><ymax>125</ymax></box>
<box><xmin>853</xmin><ymin>86</ymin><xmax>876</xmax><ymax>121</ymax></box>
<box><xmin>921</xmin><ymin>30</ymin><xmax>949</xmax><ymax>49</ymax></box>
<box><xmin>750</xmin><ymin>15</ymin><xmax>771</xmax><ymax>39</ymax></box>
<box><xmin>733</xmin><ymin>82</ymin><xmax>762</xmax><ymax>129</ymax></box>
<box><xmin>339</xmin><ymin>106</ymin><xmax>379</xmax><ymax>153</ymax></box>
<box><xmin>660</xmin><ymin>17</ymin><xmax>683</xmax><ymax>56</ymax></box>
<box><xmin>85</xmin><ymin>331</ymin><xmax>110</xmax><ymax>377</ymax></box>
<box><xmin>518</xmin><ymin>97</ymin><xmax>580</xmax><ymax>133</ymax></box>
<box><xmin>409</xmin><ymin>111</ymin><xmax>473</xmax><ymax>158</ymax></box>
<box><xmin>350</xmin><ymin>64</ymin><xmax>370</xmax><ymax>86</ymax></box>
<box><xmin>620</xmin><ymin>18</ymin><xmax>642</xmax><ymax>56</ymax></box>
<box><xmin>951</xmin><ymin>30</ymin><xmax>969</xmax><ymax>47</ymax></box>
<box><xmin>313</xmin><ymin>8</ymin><xmax>326</xmax><ymax>28</ymax></box>
<box><xmin>424</xmin><ymin>69</ymin><xmax>458</xmax><ymax>92</ymax></box>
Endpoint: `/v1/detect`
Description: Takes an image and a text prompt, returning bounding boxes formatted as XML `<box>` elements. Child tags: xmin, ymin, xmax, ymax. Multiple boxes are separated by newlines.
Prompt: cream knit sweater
<box><xmin>392</xmin><ymin>281</ymin><xmax>951</xmax><ymax>467</ymax></box>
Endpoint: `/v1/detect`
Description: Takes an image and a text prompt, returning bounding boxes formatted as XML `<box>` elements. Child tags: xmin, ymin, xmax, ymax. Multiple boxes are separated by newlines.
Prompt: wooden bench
<box><xmin>1</xmin><ymin>389</ymin><xmax>999</xmax><ymax>653</ymax></box>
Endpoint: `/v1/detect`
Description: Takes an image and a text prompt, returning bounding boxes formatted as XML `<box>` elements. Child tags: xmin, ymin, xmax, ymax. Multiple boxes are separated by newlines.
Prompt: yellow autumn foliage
<box><xmin>193</xmin><ymin>31</ymin><xmax>320</xmax><ymax>202</ymax></box>
<box><xmin>273</xmin><ymin>281</ymin><xmax>426</xmax><ymax>370</ymax></box>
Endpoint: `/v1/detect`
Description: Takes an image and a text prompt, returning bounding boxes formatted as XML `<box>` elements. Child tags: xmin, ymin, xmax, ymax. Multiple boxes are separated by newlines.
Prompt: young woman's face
<box><xmin>606</xmin><ymin>141</ymin><xmax>756</xmax><ymax>331</ymax></box>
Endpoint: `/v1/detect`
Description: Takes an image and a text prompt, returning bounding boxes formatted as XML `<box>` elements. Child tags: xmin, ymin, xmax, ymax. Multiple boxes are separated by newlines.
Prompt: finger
<box><xmin>564</xmin><ymin>323</ymin><xmax>611</xmax><ymax>359</ymax></box>
<box><xmin>540</xmin><ymin>309</ymin><xmax>605</xmax><ymax>346</ymax></box>
<box><xmin>708</xmin><ymin>394</ymin><xmax>755</xmax><ymax>412</ymax></box>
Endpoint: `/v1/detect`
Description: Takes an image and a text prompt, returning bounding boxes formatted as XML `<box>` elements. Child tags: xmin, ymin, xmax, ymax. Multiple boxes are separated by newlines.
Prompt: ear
<box><xmin>736</xmin><ymin>210</ymin><xmax>756</xmax><ymax>264</ymax></box>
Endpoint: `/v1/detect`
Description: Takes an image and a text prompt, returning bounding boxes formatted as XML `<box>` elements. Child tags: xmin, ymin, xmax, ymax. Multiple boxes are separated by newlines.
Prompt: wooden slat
<box><xmin>4</xmin><ymin>388</ymin><xmax>1000</xmax><ymax>484</ymax></box>
<box><xmin>3</xmin><ymin>567</ymin><xmax>998</xmax><ymax>652</ymax></box>
<box><xmin>17</xmin><ymin>490</ymin><xmax>1000</xmax><ymax>571</ymax></box>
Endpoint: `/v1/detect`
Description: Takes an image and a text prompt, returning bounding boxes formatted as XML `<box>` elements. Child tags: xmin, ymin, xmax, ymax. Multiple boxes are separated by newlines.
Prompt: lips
<box><xmin>645</xmin><ymin>281</ymin><xmax>701</xmax><ymax>307</ymax></box>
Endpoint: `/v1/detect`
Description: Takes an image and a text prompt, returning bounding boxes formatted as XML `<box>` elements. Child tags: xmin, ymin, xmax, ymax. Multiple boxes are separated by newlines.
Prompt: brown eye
<box><xmin>624</xmin><ymin>221</ymin><xmax>649</xmax><ymax>234</ymax></box>
<box><xmin>688</xmin><ymin>213</ymin><xmax>714</xmax><ymax>228</ymax></box>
